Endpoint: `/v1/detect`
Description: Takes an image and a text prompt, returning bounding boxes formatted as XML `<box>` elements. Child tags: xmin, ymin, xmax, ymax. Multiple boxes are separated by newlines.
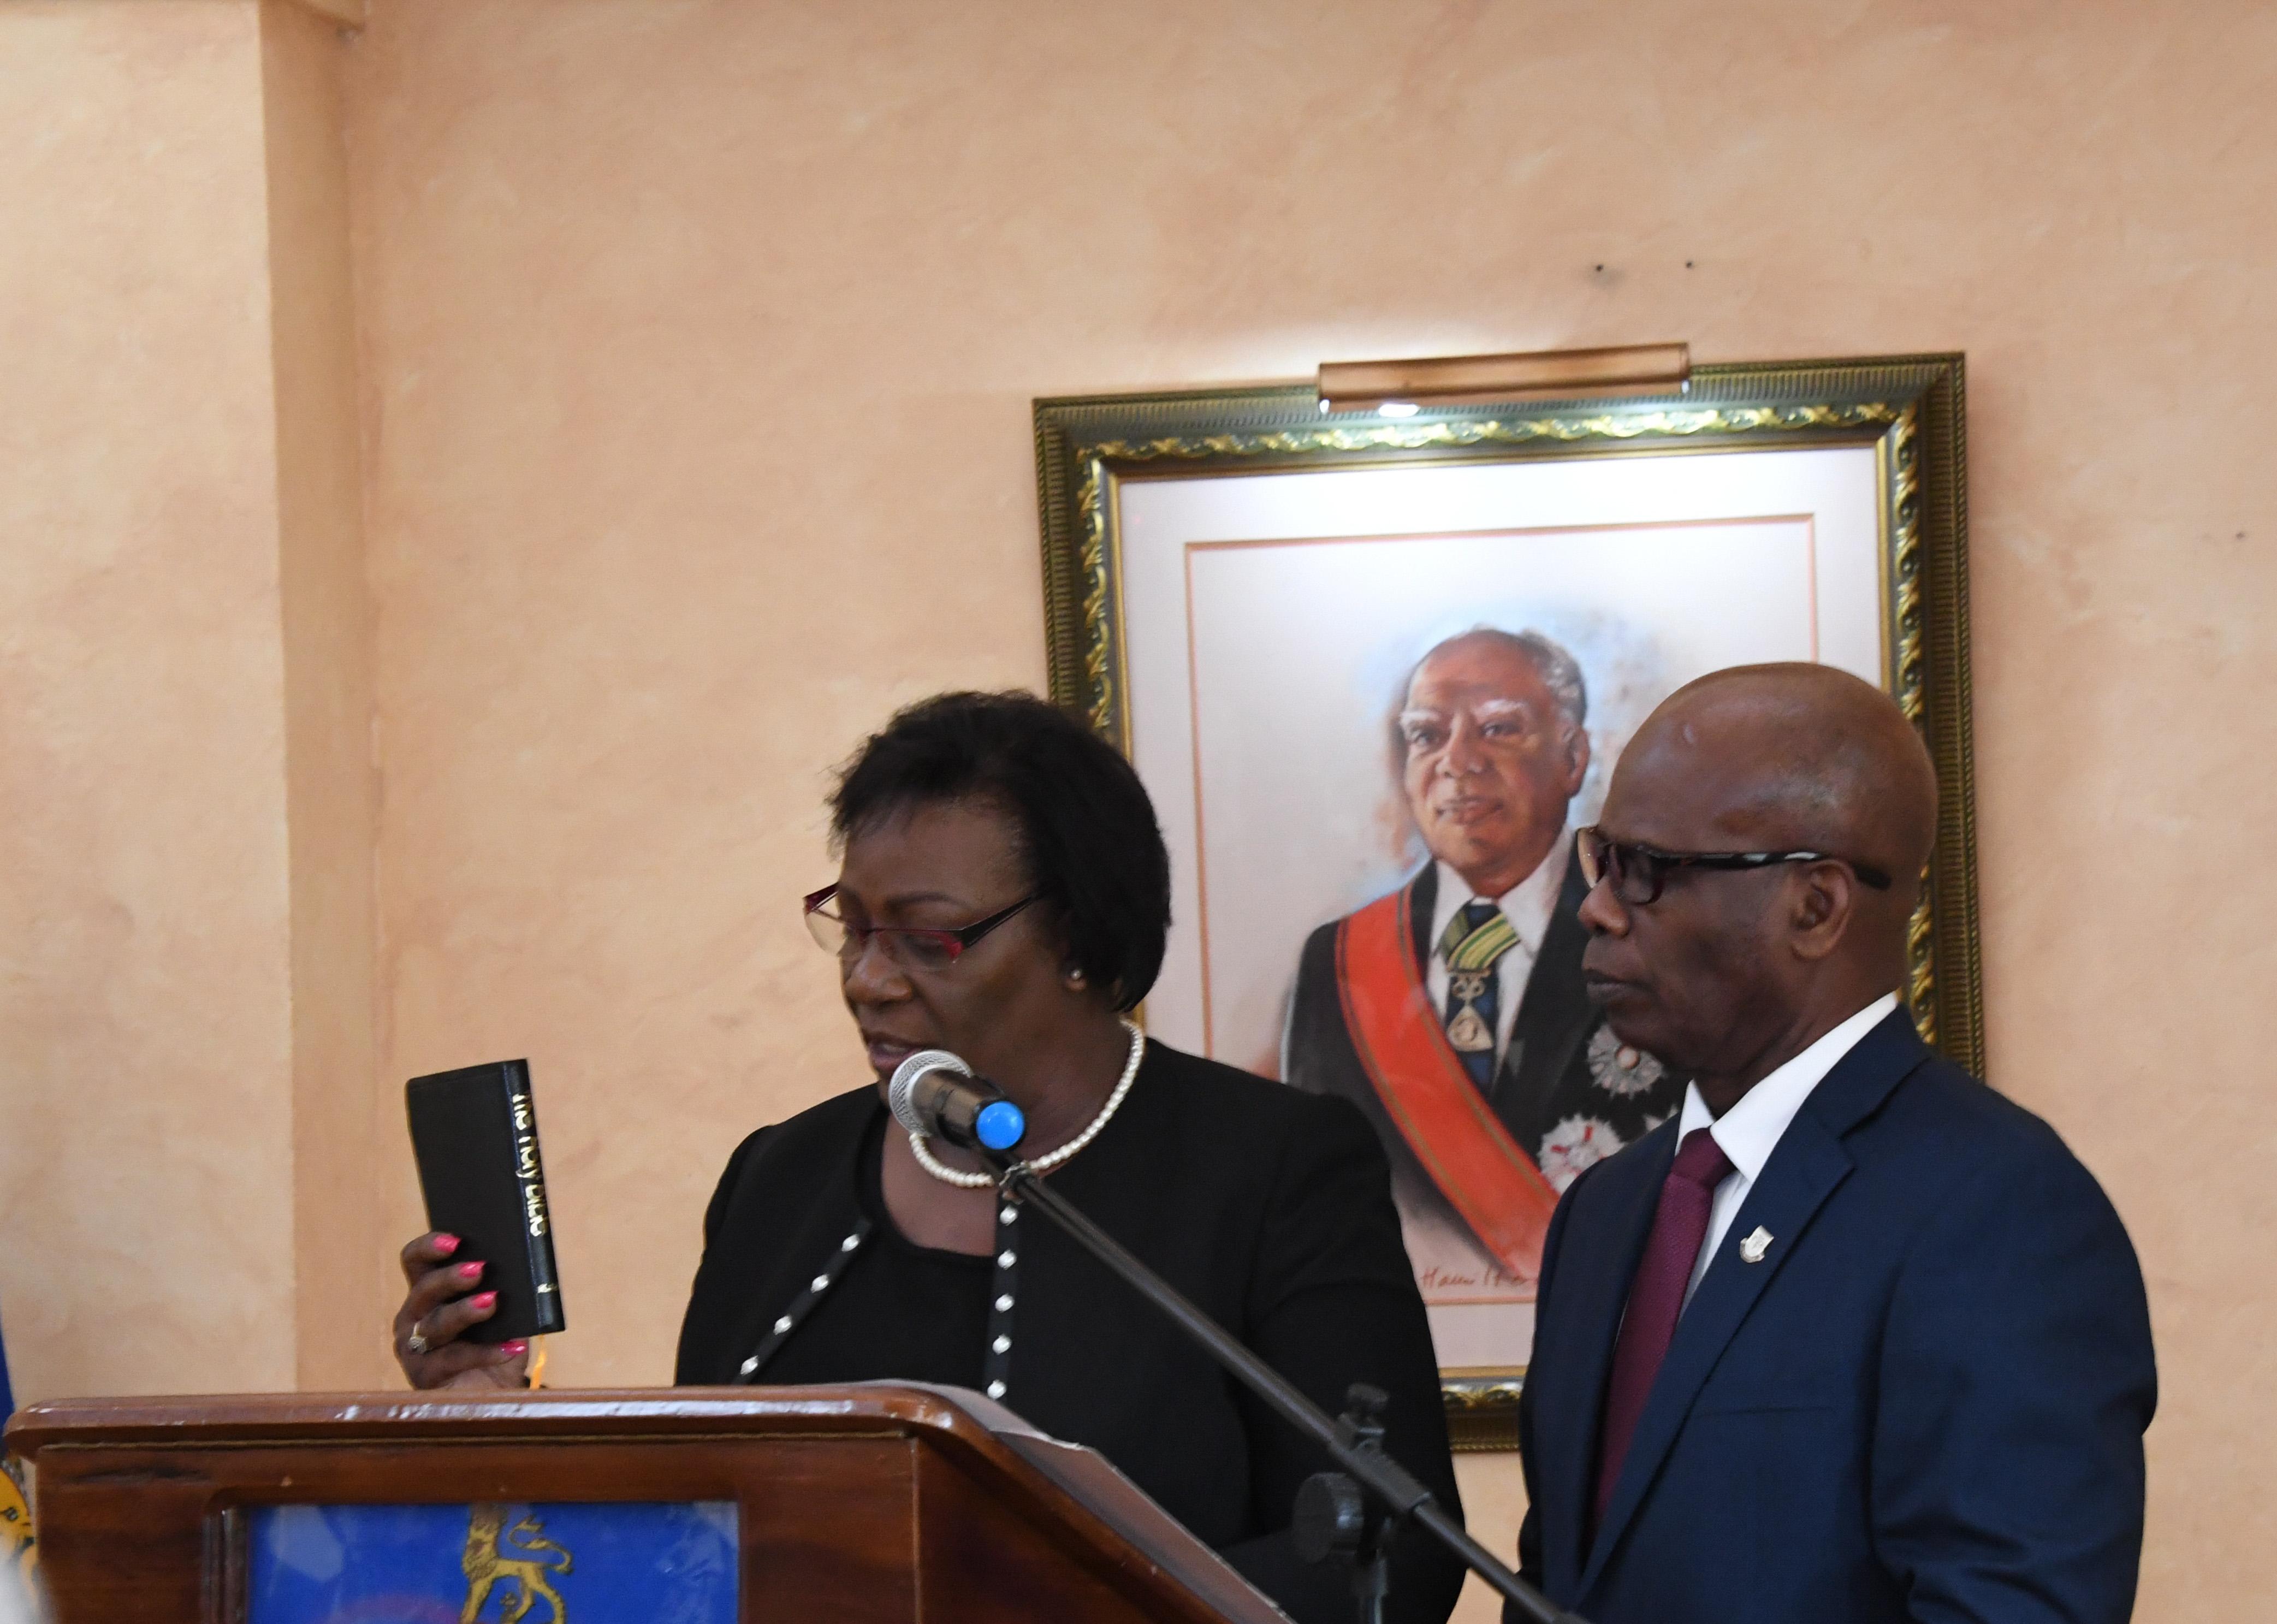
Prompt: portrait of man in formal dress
<box><xmin>1107</xmin><ymin>492</ymin><xmax>1876</xmax><ymax>1365</ymax></box>
<box><xmin>1284</xmin><ymin>627</ymin><xmax>1687</xmax><ymax>1308</ymax></box>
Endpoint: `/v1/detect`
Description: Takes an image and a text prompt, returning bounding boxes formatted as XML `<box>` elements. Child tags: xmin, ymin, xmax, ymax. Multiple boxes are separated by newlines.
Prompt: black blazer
<box><xmin>1512</xmin><ymin>1011</ymin><xmax>2157</xmax><ymax>1624</ymax></box>
<box><xmin>1287</xmin><ymin>856</ymin><xmax>1686</xmax><ymax>1229</ymax></box>
<box><xmin>677</xmin><ymin>1039</ymin><xmax>1467</xmax><ymax>1624</ymax></box>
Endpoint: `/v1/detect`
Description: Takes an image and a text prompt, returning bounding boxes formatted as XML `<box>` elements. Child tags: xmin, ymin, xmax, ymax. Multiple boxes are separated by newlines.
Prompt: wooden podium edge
<box><xmin>6</xmin><ymin>1383</ymin><xmax>979</xmax><ymax>1449</ymax></box>
<box><xmin>5</xmin><ymin>1383</ymin><xmax>1291</xmax><ymax>1624</ymax></box>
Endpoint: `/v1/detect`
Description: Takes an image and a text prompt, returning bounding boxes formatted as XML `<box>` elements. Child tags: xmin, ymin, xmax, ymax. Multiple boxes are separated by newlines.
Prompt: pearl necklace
<box><xmin>908</xmin><ymin>1018</ymin><xmax>1146</xmax><ymax>1189</ymax></box>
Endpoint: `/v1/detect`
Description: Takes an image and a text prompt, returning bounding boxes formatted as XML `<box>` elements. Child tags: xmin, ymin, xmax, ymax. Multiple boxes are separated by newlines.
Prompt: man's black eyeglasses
<box><xmin>803</xmin><ymin>885</ymin><xmax>1043</xmax><ymax>973</ymax></box>
<box><xmin>1576</xmin><ymin>826</ymin><xmax>1893</xmax><ymax>906</ymax></box>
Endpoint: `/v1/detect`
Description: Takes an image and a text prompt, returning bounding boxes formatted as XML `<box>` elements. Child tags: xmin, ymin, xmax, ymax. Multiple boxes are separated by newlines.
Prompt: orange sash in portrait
<box><xmin>1333</xmin><ymin>888</ymin><xmax>1559</xmax><ymax>1282</ymax></box>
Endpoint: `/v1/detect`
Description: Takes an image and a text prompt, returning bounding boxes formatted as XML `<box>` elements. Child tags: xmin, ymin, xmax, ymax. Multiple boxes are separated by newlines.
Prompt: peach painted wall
<box><xmin>337</xmin><ymin>3</ymin><xmax>2277</xmax><ymax>1617</ymax></box>
<box><xmin>262</xmin><ymin>0</ymin><xmax>387</xmax><ymax>1394</ymax></box>
<box><xmin>0</xmin><ymin>0</ymin><xmax>383</xmax><ymax>1406</ymax></box>
<box><xmin>0</xmin><ymin>0</ymin><xmax>2269</xmax><ymax>1619</ymax></box>
<box><xmin>0</xmin><ymin>1</ymin><xmax>299</xmax><ymax>1396</ymax></box>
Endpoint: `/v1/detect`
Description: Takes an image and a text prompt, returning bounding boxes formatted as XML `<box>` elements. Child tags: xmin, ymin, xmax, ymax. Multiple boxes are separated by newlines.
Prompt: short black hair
<box><xmin>829</xmin><ymin>691</ymin><xmax>1171</xmax><ymax>1011</ymax></box>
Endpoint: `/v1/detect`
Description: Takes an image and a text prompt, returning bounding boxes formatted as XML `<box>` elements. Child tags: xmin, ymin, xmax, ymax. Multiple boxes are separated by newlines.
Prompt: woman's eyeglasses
<box><xmin>1575</xmin><ymin>826</ymin><xmax>1893</xmax><ymax>906</ymax></box>
<box><xmin>802</xmin><ymin>885</ymin><xmax>1042</xmax><ymax>973</ymax></box>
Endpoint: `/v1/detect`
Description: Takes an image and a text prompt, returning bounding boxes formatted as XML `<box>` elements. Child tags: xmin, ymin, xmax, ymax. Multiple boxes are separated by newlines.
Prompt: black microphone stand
<box><xmin>983</xmin><ymin>1152</ymin><xmax>1592</xmax><ymax>1624</ymax></box>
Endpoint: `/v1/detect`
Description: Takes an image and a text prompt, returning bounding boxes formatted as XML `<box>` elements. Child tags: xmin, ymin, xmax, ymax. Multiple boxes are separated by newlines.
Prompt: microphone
<box><xmin>886</xmin><ymin>1050</ymin><xmax>1026</xmax><ymax>1154</ymax></box>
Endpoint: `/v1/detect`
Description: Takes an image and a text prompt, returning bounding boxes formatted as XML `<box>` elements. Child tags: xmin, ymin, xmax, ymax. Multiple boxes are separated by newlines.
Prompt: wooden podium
<box><xmin>4</xmin><ymin>1383</ymin><xmax>1292</xmax><ymax>1624</ymax></box>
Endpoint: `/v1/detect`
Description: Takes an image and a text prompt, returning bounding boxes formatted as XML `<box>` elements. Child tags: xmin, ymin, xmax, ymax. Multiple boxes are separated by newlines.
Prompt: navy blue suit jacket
<box><xmin>1511</xmin><ymin>1011</ymin><xmax>2156</xmax><ymax>1624</ymax></box>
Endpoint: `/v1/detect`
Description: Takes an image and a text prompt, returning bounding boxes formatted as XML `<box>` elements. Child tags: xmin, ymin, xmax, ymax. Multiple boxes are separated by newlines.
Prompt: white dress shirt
<box><xmin>1424</xmin><ymin>837</ymin><xmax>1569</xmax><ymax>1068</ymax></box>
<box><xmin>1675</xmin><ymin>991</ymin><xmax>1899</xmax><ymax>1308</ymax></box>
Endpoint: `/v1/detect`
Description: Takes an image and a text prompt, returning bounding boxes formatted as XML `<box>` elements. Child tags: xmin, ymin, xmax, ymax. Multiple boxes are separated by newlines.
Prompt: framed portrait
<box><xmin>1033</xmin><ymin>356</ymin><xmax>1978</xmax><ymax>1447</ymax></box>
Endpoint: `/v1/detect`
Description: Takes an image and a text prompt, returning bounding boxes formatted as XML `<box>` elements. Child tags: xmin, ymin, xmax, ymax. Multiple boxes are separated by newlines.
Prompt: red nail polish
<box><xmin>471</xmin><ymin>1292</ymin><xmax>497</xmax><ymax>1311</ymax></box>
<box><xmin>434</xmin><ymin>1234</ymin><xmax>460</xmax><ymax>1254</ymax></box>
<box><xmin>456</xmin><ymin>1261</ymin><xmax>484</xmax><ymax>1281</ymax></box>
<box><xmin>500</xmin><ymin>1339</ymin><xmax>529</xmax><ymax>1356</ymax></box>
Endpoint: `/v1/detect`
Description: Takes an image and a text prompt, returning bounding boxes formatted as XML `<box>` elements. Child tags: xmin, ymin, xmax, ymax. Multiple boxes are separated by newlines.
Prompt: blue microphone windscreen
<box><xmin>975</xmin><ymin>1099</ymin><xmax>1026</xmax><ymax>1151</ymax></box>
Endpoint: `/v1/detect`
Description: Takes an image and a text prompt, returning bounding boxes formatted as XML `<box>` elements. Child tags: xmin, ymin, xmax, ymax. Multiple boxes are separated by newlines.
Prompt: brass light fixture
<box><xmin>1316</xmin><ymin>342</ymin><xmax>1691</xmax><ymax>416</ymax></box>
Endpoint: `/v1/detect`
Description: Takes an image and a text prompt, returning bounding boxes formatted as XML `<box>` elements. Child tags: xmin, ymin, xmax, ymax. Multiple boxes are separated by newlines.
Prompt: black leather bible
<box><xmin>405</xmin><ymin>1059</ymin><xmax>566</xmax><ymax>1342</ymax></box>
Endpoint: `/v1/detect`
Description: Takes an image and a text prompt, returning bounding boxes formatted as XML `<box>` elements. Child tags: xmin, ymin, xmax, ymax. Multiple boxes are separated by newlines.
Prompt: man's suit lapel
<box><xmin>1577</xmin><ymin>1010</ymin><xmax>1932</xmax><ymax>1601</ymax></box>
<box><xmin>1535</xmin><ymin>1127</ymin><xmax>1673</xmax><ymax>1591</ymax></box>
<box><xmin>1498</xmin><ymin>849</ymin><xmax>1594</xmax><ymax>1113</ymax></box>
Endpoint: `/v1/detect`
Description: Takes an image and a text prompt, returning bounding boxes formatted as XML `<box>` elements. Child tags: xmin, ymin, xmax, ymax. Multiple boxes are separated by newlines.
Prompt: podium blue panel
<box><xmin>248</xmin><ymin>1501</ymin><xmax>737</xmax><ymax>1623</ymax></box>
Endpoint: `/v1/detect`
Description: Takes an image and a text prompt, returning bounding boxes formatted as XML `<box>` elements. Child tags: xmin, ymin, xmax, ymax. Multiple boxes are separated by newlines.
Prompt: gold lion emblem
<box><xmin>461</xmin><ymin>1503</ymin><xmax>572</xmax><ymax>1623</ymax></box>
<box><xmin>1</xmin><ymin>1463</ymin><xmax>35</xmax><ymax>1575</ymax></box>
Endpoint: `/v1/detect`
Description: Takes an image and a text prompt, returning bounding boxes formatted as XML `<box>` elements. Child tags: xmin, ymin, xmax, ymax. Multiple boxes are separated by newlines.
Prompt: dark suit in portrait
<box><xmin>1285</xmin><ymin>849</ymin><xmax>1685</xmax><ymax>1289</ymax></box>
<box><xmin>1514</xmin><ymin>1011</ymin><xmax>2157</xmax><ymax>1624</ymax></box>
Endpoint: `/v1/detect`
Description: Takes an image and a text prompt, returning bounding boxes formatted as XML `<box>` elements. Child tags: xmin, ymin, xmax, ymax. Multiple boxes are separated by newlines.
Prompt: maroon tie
<box><xmin>1594</xmin><ymin>1126</ymin><xmax>1735</xmax><ymax>1527</ymax></box>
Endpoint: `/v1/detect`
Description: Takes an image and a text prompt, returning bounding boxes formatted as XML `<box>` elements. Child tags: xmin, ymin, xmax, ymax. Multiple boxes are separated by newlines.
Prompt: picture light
<box><xmin>1317</xmin><ymin>341</ymin><xmax>1691</xmax><ymax>416</ymax></box>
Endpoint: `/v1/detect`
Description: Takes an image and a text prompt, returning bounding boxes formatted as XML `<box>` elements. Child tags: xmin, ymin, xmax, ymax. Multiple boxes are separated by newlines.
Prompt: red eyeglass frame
<box><xmin>802</xmin><ymin>884</ymin><xmax>1043</xmax><ymax>967</ymax></box>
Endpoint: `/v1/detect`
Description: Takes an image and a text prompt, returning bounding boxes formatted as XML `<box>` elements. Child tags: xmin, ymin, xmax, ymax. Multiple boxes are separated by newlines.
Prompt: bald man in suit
<box><xmin>1513</xmin><ymin>665</ymin><xmax>2155</xmax><ymax>1624</ymax></box>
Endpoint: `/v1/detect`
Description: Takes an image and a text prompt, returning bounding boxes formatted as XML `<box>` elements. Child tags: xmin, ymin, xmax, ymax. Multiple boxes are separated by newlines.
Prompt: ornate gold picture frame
<box><xmin>1033</xmin><ymin>356</ymin><xmax>1977</xmax><ymax>1448</ymax></box>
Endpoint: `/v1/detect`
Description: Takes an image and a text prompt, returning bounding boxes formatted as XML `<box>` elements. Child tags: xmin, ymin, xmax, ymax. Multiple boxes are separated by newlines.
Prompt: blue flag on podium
<box><xmin>0</xmin><ymin>1307</ymin><xmax>12</xmax><ymax>1418</ymax></box>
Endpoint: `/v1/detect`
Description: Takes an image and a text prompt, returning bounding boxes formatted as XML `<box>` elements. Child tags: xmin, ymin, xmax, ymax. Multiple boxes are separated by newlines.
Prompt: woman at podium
<box><xmin>392</xmin><ymin>691</ymin><xmax>1466</xmax><ymax>1624</ymax></box>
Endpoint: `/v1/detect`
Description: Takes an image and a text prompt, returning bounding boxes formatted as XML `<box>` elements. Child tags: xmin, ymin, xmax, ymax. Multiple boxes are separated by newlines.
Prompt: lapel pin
<box><xmin>1739</xmin><ymin>1226</ymin><xmax>1774</xmax><ymax>1264</ymax></box>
